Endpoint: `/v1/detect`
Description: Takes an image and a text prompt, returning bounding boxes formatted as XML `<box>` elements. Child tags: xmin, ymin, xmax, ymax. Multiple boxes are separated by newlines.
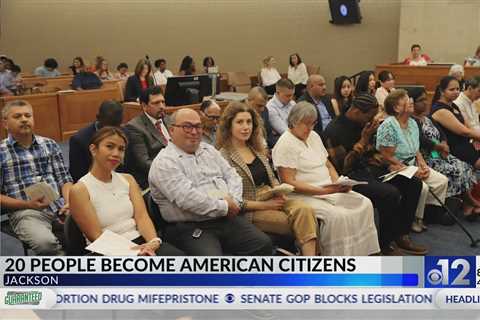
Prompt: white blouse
<box><xmin>80</xmin><ymin>172</ymin><xmax>140</xmax><ymax>240</ymax></box>
<box><xmin>288</xmin><ymin>63</ymin><xmax>308</xmax><ymax>85</ymax></box>
<box><xmin>272</xmin><ymin>130</ymin><xmax>331</xmax><ymax>187</ymax></box>
<box><xmin>260</xmin><ymin>67</ymin><xmax>281</xmax><ymax>86</ymax></box>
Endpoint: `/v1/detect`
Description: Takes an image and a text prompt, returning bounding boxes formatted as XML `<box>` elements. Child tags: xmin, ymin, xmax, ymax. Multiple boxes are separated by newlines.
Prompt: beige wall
<box><xmin>398</xmin><ymin>0</ymin><xmax>480</xmax><ymax>64</ymax></box>
<box><xmin>0</xmin><ymin>0</ymin><xmax>400</xmax><ymax>87</ymax></box>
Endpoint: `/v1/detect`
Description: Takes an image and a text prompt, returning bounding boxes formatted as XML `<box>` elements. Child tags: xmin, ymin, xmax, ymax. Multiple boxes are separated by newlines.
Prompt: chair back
<box><xmin>64</xmin><ymin>215</ymin><xmax>87</xmax><ymax>255</ymax></box>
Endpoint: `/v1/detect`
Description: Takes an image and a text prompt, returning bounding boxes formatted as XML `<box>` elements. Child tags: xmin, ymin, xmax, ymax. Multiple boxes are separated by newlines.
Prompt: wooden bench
<box><xmin>58</xmin><ymin>87</ymin><xmax>123</xmax><ymax>140</ymax></box>
<box><xmin>0</xmin><ymin>92</ymin><xmax>61</xmax><ymax>141</ymax></box>
<box><xmin>375</xmin><ymin>64</ymin><xmax>480</xmax><ymax>92</ymax></box>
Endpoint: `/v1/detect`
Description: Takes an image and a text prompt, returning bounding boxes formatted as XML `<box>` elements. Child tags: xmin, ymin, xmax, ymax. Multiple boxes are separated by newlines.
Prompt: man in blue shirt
<box><xmin>266</xmin><ymin>78</ymin><xmax>296</xmax><ymax>138</ymax></box>
<box><xmin>0</xmin><ymin>100</ymin><xmax>73</xmax><ymax>255</ymax></box>
<box><xmin>298</xmin><ymin>74</ymin><xmax>337</xmax><ymax>139</ymax></box>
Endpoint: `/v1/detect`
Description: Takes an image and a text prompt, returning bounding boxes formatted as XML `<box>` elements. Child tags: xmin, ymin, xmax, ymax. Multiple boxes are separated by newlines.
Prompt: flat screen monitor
<box><xmin>328</xmin><ymin>0</ymin><xmax>362</xmax><ymax>25</ymax></box>
<box><xmin>165</xmin><ymin>74</ymin><xmax>221</xmax><ymax>106</ymax></box>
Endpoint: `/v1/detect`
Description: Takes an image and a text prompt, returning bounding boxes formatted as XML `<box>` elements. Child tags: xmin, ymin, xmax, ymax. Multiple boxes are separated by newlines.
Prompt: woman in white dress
<box><xmin>272</xmin><ymin>101</ymin><xmax>380</xmax><ymax>256</ymax></box>
<box><xmin>69</xmin><ymin>127</ymin><xmax>183</xmax><ymax>256</ymax></box>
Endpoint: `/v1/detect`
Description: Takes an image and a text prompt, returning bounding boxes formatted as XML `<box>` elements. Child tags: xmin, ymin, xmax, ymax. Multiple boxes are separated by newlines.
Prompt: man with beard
<box><xmin>124</xmin><ymin>86</ymin><xmax>170</xmax><ymax>189</ymax></box>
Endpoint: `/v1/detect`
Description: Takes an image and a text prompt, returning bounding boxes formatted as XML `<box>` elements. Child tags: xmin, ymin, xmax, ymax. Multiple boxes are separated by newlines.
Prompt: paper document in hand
<box><xmin>256</xmin><ymin>183</ymin><xmax>295</xmax><ymax>201</ymax></box>
<box><xmin>85</xmin><ymin>230</ymin><xmax>140</xmax><ymax>256</ymax></box>
<box><xmin>23</xmin><ymin>182</ymin><xmax>59</xmax><ymax>204</ymax></box>
<box><xmin>381</xmin><ymin>166</ymin><xmax>418</xmax><ymax>182</ymax></box>
<box><xmin>322</xmin><ymin>176</ymin><xmax>368</xmax><ymax>188</ymax></box>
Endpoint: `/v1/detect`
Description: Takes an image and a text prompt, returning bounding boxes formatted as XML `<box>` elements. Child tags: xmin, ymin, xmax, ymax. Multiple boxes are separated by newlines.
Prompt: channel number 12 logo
<box><xmin>424</xmin><ymin>256</ymin><xmax>476</xmax><ymax>288</ymax></box>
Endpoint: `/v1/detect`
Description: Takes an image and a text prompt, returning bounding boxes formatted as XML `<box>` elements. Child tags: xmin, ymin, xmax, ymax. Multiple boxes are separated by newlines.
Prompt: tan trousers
<box><xmin>251</xmin><ymin>199</ymin><xmax>318</xmax><ymax>245</ymax></box>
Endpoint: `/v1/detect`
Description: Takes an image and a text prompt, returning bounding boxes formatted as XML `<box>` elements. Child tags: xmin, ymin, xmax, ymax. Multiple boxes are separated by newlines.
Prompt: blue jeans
<box><xmin>9</xmin><ymin>209</ymin><xmax>64</xmax><ymax>255</ymax></box>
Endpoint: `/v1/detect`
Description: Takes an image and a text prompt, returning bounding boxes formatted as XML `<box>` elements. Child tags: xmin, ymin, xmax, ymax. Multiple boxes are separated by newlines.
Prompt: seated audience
<box><xmin>124</xmin><ymin>59</ymin><xmax>154</xmax><ymax>102</ymax></box>
<box><xmin>455</xmin><ymin>76</ymin><xmax>480</xmax><ymax>132</ymax></box>
<box><xmin>410</xmin><ymin>87</ymin><xmax>479</xmax><ymax>220</ymax></box>
<box><xmin>94</xmin><ymin>58</ymin><xmax>114</xmax><ymax>80</ymax></box>
<box><xmin>449</xmin><ymin>64</ymin><xmax>465</xmax><ymax>91</ymax></box>
<box><xmin>0</xmin><ymin>59</ymin><xmax>15</xmax><ymax>96</ymax></box>
<box><xmin>260</xmin><ymin>56</ymin><xmax>281</xmax><ymax>95</ymax></box>
<box><xmin>69</xmin><ymin>127</ymin><xmax>184</xmax><ymax>256</ymax></box>
<box><xmin>403</xmin><ymin>44</ymin><xmax>432</xmax><ymax>66</ymax></box>
<box><xmin>298</xmin><ymin>75</ymin><xmax>336</xmax><ymax>137</ymax></box>
<box><xmin>324</xmin><ymin>94</ymin><xmax>426</xmax><ymax>254</ymax></box>
<box><xmin>69</xmin><ymin>100</ymin><xmax>124</xmax><ymax>182</ymax></box>
<box><xmin>91</xmin><ymin>56</ymin><xmax>104</xmax><ymax>72</ymax></box>
<box><xmin>71</xmin><ymin>61</ymin><xmax>102</xmax><ymax>90</ymax></box>
<box><xmin>355</xmin><ymin>70</ymin><xmax>376</xmax><ymax>96</ymax></box>
<box><xmin>218</xmin><ymin>102</ymin><xmax>319</xmax><ymax>255</ymax></box>
<box><xmin>0</xmin><ymin>100</ymin><xmax>73</xmax><ymax>255</ymax></box>
<box><xmin>203</xmin><ymin>56</ymin><xmax>216</xmax><ymax>73</ymax></box>
<box><xmin>272</xmin><ymin>102</ymin><xmax>380</xmax><ymax>256</ymax></box>
<box><xmin>124</xmin><ymin>86</ymin><xmax>169</xmax><ymax>190</ymax></box>
<box><xmin>464</xmin><ymin>45</ymin><xmax>480</xmax><ymax>67</ymax></box>
<box><xmin>70</xmin><ymin>56</ymin><xmax>84</xmax><ymax>75</ymax></box>
<box><xmin>178</xmin><ymin>56</ymin><xmax>196</xmax><ymax>76</ymax></box>
<box><xmin>247</xmin><ymin>86</ymin><xmax>275</xmax><ymax>149</ymax></box>
<box><xmin>155</xmin><ymin>58</ymin><xmax>173</xmax><ymax>79</ymax></box>
<box><xmin>376</xmin><ymin>89</ymin><xmax>449</xmax><ymax>230</ymax></box>
<box><xmin>375</xmin><ymin>70</ymin><xmax>396</xmax><ymax>111</ymax></box>
<box><xmin>431</xmin><ymin>76</ymin><xmax>480</xmax><ymax>169</ymax></box>
<box><xmin>153</xmin><ymin>59</ymin><xmax>169</xmax><ymax>86</ymax></box>
<box><xmin>266</xmin><ymin>79</ymin><xmax>296</xmax><ymax>138</ymax></box>
<box><xmin>34</xmin><ymin>58</ymin><xmax>61</xmax><ymax>77</ymax></box>
<box><xmin>149</xmin><ymin>108</ymin><xmax>273</xmax><ymax>256</ymax></box>
<box><xmin>287</xmin><ymin>53</ymin><xmax>308</xmax><ymax>99</ymax></box>
<box><xmin>114</xmin><ymin>62</ymin><xmax>130</xmax><ymax>80</ymax></box>
<box><xmin>331</xmin><ymin>76</ymin><xmax>353</xmax><ymax>116</ymax></box>
<box><xmin>199</xmin><ymin>100</ymin><xmax>221</xmax><ymax>145</ymax></box>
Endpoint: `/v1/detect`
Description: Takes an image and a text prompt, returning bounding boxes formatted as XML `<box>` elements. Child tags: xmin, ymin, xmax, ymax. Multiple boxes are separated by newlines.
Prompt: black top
<box><xmin>323</xmin><ymin>114</ymin><xmax>387</xmax><ymax>176</ymax></box>
<box><xmin>431</xmin><ymin>101</ymin><xmax>479</xmax><ymax>166</ymax></box>
<box><xmin>247</xmin><ymin>156</ymin><xmax>270</xmax><ymax>187</ymax></box>
<box><xmin>71</xmin><ymin>72</ymin><xmax>102</xmax><ymax>90</ymax></box>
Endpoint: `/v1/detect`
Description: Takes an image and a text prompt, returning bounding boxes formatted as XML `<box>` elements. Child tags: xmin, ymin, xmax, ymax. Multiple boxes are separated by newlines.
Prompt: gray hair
<box><xmin>449</xmin><ymin>64</ymin><xmax>464</xmax><ymax>76</ymax></box>
<box><xmin>1</xmin><ymin>100</ymin><xmax>32</xmax><ymax>119</ymax></box>
<box><xmin>287</xmin><ymin>101</ymin><xmax>318</xmax><ymax>128</ymax></box>
<box><xmin>247</xmin><ymin>86</ymin><xmax>267</xmax><ymax>101</ymax></box>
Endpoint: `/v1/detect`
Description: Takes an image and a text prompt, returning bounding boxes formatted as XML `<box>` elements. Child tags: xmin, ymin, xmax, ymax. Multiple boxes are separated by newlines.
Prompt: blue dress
<box><xmin>376</xmin><ymin>116</ymin><xmax>419</xmax><ymax>165</ymax></box>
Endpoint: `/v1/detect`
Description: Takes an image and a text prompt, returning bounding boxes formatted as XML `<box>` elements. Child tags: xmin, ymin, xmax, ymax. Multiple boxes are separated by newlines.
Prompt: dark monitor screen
<box><xmin>165</xmin><ymin>74</ymin><xmax>221</xmax><ymax>106</ymax></box>
<box><xmin>328</xmin><ymin>0</ymin><xmax>362</xmax><ymax>25</ymax></box>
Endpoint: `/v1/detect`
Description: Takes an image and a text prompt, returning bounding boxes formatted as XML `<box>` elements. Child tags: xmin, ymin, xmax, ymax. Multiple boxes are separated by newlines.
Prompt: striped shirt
<box><xmin>0</xmin><ymin>135</ymin><xmax>73</xmax><ymax>214</ymax></box>
<box><xmin>148</xmin><ymin>142</ymin><xmax>243</xmax><ymax>222</ymax></box>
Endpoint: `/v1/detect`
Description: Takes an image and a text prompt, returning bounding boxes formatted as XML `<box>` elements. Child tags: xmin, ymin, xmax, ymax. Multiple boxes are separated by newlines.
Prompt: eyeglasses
<box><xmin>171</xmin><ymin>123</ymin><xmax>204</xmax><ymax>133</ymax></box>
<box><xmin>206</xmin><ymin>115</ymin><xmax>221</xmax><ymax>121</ymax></box>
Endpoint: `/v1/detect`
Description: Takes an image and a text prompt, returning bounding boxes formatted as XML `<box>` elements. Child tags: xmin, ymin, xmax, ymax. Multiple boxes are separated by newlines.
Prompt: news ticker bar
<box><xmin>1</xmin><ymin>288</ymin><xmax>480</xmax><ymax>310</ymax></box>
<box><xmin>2</xmin><ymin>273</ymin><xmax>418</xmax><ymax>287</ymax></box>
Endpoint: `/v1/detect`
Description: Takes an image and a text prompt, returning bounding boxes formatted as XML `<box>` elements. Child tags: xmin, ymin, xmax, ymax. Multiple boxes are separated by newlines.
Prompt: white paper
<box><xmin>381</xmin><ymin>166</ymin><xmax>418</xmax><ymax>182</ymax></box>
<box><xmin>85</xmin><ymin>230</ymin><xmax>140</xmax><ymax>256</ymax></box>
<box><xmin>23</xmin><ymin>182</ymin><xmax>59</xmax><ymax>204</ymax></box>
<box><xmin>256</xmin><ymin>183</ymin><xmax>295</xmax><ymax>201</ymax></box>
<box><xmin>322</xmin><ymin>176</ymin><xmax>368</xmax><ymax>188</ymax></box>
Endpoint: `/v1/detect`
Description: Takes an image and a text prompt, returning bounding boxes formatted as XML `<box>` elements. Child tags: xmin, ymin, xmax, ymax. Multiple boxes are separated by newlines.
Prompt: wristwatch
<box><xmin>148</xmin><ymin>237</ymin><xmax>162</xmax><ymax>245</ymax></box>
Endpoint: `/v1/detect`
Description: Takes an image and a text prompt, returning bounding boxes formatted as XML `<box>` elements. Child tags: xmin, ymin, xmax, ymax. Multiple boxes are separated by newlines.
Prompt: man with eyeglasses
<box><xmin>199</xmin><ymin>99</ymin><xmax>221</xmax><ymax>145</ymax></box>
<box><xmin>148</xmin><ymin>108</ymin><xmax>273</xmax><ymax>256</ymax></box>
<box><xmin>124</xmin><ymin>86</ymin><xmax>170</xmax><ymax>189</ymax></box>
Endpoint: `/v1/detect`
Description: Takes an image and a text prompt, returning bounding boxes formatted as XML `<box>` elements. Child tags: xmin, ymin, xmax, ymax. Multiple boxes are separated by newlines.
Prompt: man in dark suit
<box><xmin>298</xmin><ymin>74</ymin><xmax>337</xmax><ymax>138</ymax></box>
<box><xmin>69</xmin><ymin>100</ymin><xmax>123</xmax><ymax>182</ymax></box>
<box><xmin>124</xmin><ymin>86</ymin><xmax>169</xmax><ymax>189</ymax></box>
<box><xmin>247</xmin><ymin>86</ymin><xmax>276</xmax><ymax>149</ymax></box>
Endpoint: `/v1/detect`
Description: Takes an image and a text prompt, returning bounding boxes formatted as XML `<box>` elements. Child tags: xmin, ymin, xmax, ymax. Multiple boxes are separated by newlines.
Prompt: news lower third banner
<box><xmin>0</xmin><ymin>256</ymin><xmax>479</xmax><ymax>310</ymax></box>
